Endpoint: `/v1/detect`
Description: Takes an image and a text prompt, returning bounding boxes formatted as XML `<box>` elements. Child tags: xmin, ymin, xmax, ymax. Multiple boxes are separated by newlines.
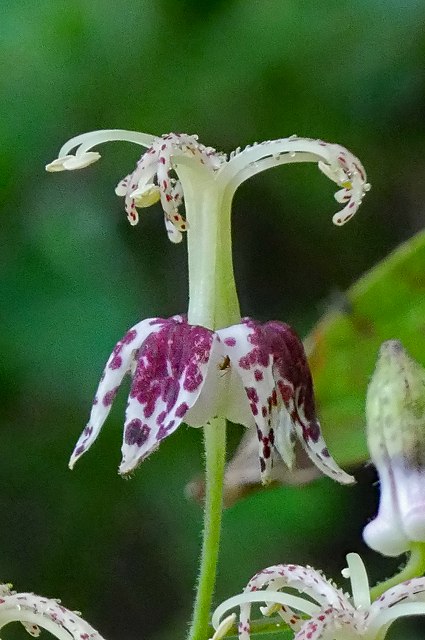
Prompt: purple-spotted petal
<box><xmin>218</xmin><ymin>322</ymin><xmax>280</xmax><ymax>483</ymax></box>
<box><xmin>0</xmin><ymin>585</ymin><xmax>105</xmax><ymax>640</ymax></box>
<box><xmin>119</xmin><ymin>317</ymin><xmax>217</xmax><ymax>473</ymax></box>
<box><xmin>114</xmin><ymin>132</ymin><xmax>225</xmax><ymax>237</ymax></box>
<box><xmin>290</xmin><ymin>393</ymin><xmax>354</xmax><ymax>485</ymax></box>
<box><xmin>263</xmin><ymin>320</ymin><xmax>353</xmax><ymax>484</ymax></box>
<box><xmin>220</xmin><ymin>319</ymin><xmax>353</xmax><ymax>485</ymax></box>
<box><xmin>69</xmin><ymin>317</ymin><xmax>166</xmax><ymax>469</ymax></box>
<box><xmin>368</xmin><ymin>577</ymin><xmax>425</xmax><ymax>620</ymax></box>
<box><xmin>237</xmin><ymin>564</ymin><xmax>352</xmax><ymax>640</ymax></box>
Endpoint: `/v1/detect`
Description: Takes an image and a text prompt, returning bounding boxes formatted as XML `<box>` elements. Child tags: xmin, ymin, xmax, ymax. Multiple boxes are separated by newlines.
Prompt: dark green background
<box><xmin>1</xmin><ymin>1</ymin><xmax>425</xmax><ymax>639</ymax></box>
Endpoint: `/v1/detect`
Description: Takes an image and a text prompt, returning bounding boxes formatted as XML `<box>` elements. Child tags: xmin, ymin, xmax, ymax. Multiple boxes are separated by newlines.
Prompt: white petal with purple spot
<box><xmin>120</xmin><ymin>318</ymin><xmax>217</xmax><ymax>473</ymax></box>
<box><xmin>219</xmin><ymin>322</ymin><xmax>279</xmax><ymax>483</ymax></box>
<box><xmin>0</xmin><ymin>585</ymin><xmax>105</xmax><ymax>640</ymax></box>
<box><xmin>69</xmin><ymin>318</ymin><xmax>164</xmax><ymax>469</ymax></box>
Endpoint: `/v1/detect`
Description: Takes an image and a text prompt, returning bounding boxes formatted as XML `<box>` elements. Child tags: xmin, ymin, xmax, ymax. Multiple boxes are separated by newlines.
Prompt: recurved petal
<box><xmin>119</xmin><ymin>317</ymin><xmax>217</xmax><ymax>473</ymax></box>
<box><xmin>264</xmin><ymin>321</ymin><xmax>353</xmax><ymax>484</ymax></box>
<box><xmin>220</xmin><ymin>319</ymin><xmax>353</xmax><ymax>485</ymax></box>
<box><xmin>366</xmin><ymin>578</ymin><xmax>425</xmax><ymax>639</ymax></box>
<box><xmin>218</xmin><ymin>321</ymin><xmax>281</xmax><ymax>484</ymax></box>
<box><xmin>69</xmin><ymin>318</ymin><xmax>164</xmax><ymax>469</ymax></box>
<box><xmin>365</xmin><ymin>578</ymin><xmax>425</xmax><ymax>638</ymax></box>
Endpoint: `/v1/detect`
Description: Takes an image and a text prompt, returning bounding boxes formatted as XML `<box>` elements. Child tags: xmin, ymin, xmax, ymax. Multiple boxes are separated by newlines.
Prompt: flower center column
<box><xmin>176</xmin><ymin>160</ymin><xmax>240</xmax><ymax>640</ymax></box>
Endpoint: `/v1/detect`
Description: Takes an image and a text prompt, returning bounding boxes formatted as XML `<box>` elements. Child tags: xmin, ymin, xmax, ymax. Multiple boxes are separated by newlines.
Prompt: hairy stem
<box><xmin>370</xmin><ymin>542</ymin><xmax>425</xmax><ymax>601</ymax></box>
<box><xmin>188</xmin><ymin>418</ymin><xmax>227</xmax><ymax>640</ymax></box>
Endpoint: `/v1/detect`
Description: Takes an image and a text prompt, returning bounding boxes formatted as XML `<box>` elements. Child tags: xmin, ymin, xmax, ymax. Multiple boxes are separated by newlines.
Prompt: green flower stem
<box><xmin>188</xmin><ymin>418</ymin><xmax>227</xmax><ymax>640</ymax></box>
<box><xmin>176</xmin><ymin>160</ymin><xmax>241</xmax><ymax>640</ymax></box>
<box><xmin>370</xmin><ymin>542</ymin><xmax>425</xmax><ymax>601</ymax></box>
<box><xmin>176</xmin><ymin>160</ymin><xmax>240</xmax><ymax>330</ymax></box>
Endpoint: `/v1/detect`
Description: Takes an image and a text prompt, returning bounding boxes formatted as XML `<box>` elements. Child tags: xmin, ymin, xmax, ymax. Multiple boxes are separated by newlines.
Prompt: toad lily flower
<box><xmin>48</xmin><ymin>129</ymin><xmax>368</xmax><ymax>482</ymax></box>
<box><xmin>47</xmin><ymin>129</ymin><xmax>368</xmax><ymax>639</ymax></box>
<box><xmin>69</xmin><ymin>315</ymin><xmax>354</xmax><ymax>484</ymax></box>
<box><xmin>0</xmin><ymin>582</ymin><xmax>104</xmax><ymax>640</ymax></box>
<box><xmin>212</xmin><ymin>553</ymin><xmax>425</xmax><ymax>640</ymax></box>
<box><xmin>363</xmin><ymin>341</ymin><xmax>425</xmax><ymax>556</ymax></box>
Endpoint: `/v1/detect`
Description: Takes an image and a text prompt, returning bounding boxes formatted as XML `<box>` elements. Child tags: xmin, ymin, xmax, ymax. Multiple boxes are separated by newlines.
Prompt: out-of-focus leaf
<box><xmin>195</xmin><ymin>230</ymin><xmax>425</xmax><ymax>506</ymax></box>
<box><xmin>308</xmin><ymin>229</ymin><xmax>425</xmax><ymax>467</ymax></box>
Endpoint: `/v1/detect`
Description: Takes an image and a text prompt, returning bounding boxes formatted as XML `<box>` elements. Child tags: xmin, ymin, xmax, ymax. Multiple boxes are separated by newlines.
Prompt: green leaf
<box><xmin>307</xmin><ymin>229</ymin><xmax>425</xmax><ymax>467</ymax></box>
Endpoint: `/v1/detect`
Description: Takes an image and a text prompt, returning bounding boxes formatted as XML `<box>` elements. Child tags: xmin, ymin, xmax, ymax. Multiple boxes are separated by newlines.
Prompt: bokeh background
<box><xmin>1</xmin><ymin>1</ymin><xmax>425</xmax><ymax>639</ymax></box>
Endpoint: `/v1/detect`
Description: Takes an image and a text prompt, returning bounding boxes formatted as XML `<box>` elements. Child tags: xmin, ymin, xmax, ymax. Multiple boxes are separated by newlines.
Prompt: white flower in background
<box><xmin>48</xmin><ymin>129</ymin><xmax>369</xmax><ymax>482</ymax></box>
<box><xmin>363</xmin><ymin>340</ymin><xmax>425</xmax><ymax>556</ymax></box>
<box><xmin>69</xmin><ymin>315</ymin><xmax>353</xmax><ymax>485</ymax></box>
<box><xmin>0</xmin><ymin>583</ymin><xmax>104</xmax><ymax>640</ymax></box>
<box><xmin>212</xmin><ymin>553</ymin><xmax>425</xmax><ymax>640</ymax></box>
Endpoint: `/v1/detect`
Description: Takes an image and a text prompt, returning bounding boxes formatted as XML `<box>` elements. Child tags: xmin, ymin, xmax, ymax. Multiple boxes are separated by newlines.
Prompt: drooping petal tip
<box><xmin>45</xmin><ymin>151</ymin><xmax>101</xmax><ymax>172</ymax></box>
<box><xmin>219</xmin><ymin>318</ymin><xmax>354</xmax><ymax>486</ymax></box>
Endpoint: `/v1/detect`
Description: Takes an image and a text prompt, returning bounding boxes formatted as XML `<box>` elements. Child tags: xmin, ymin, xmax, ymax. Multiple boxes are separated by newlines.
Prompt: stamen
<box><xmin>209</xmin><ymin>613</ymin><xmax>236</xmax><ymax>640</ymax></box>
<box><xmin>58</xmin><ymin>129</ymin><xmax>155</xmax><ymax>158</ymax></box>
<box><xmin>47</xmin><ymin>130</ymin><xmax>369</xmax><ymax>243</ymax></box>
<box><xmin>259</xmin><ymin>603</ymin><xmax>281</xmax><ymax>617</ymax></box>
<box><xmin>345</xmin><ymin>553</ymin><xmax>371</xmax><ymax>610</ymax></box>
<box><xmin>46</xmin><ymin>130</ymin><xmax>156</xmax><ymax>173</ymax></box>
<box><xmin>130</xmin><ymin>184</ymin><xmax>161</xmax><ymax>207</ymax></box>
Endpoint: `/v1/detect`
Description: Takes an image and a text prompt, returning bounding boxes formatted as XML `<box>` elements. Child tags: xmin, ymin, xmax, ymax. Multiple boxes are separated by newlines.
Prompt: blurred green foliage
<box><xmin>1</xmin><ymin>1</ymin><xmax>425</xmax><ymax>639</ymax></box>
<box><xmin>308</xmin><ymin>230</ymin><xmax>425</xmax><ymax>467</ymax></box>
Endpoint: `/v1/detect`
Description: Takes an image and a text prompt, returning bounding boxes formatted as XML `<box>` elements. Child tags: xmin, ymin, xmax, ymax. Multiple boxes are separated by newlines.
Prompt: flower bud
<box><xmin>363</xmin><ymin>340</ymin><xmax>425</xmax><ymax>556</ymax></box>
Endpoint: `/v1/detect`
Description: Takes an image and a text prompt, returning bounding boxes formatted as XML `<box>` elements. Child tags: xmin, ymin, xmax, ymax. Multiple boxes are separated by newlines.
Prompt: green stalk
<box><xmin>370</xmin><ymin>542</ymin><xmax>425</xmax><ymax>601</ymax></box>
<box><xmin>175</xmin><ymin>159</ymin><xmax>241</xmax><ymax>640</ymax></box>
<box><xmin>188</xmin><ymin>418</ymin><xmax>227</xmax><ymax>640</ymax></box>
